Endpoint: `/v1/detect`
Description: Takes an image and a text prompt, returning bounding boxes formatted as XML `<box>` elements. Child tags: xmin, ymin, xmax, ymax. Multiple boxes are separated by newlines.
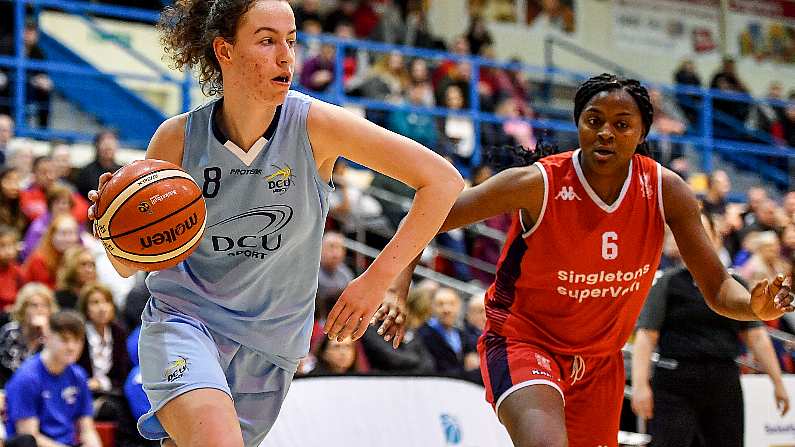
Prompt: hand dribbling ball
<box><xmin>93</xmin><ymin>159</ymin><xmax>206</xmax><ymax>271</ymax></box>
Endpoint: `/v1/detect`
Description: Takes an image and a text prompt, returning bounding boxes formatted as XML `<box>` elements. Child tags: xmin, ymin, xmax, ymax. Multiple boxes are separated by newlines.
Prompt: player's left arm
<box><xmin>662</xmin><ymin>168</ymin><xmax>792</xmax><ymax>320</ymax></box>
<box><xmin>740</xmin><ymin>326</ymin><xmax>790</xmax><ymax>415</ymax></box>
<box><xmin>307</xmin><ymin>101</ymin><xmax>465</xmax><ymax>342</ymax></box>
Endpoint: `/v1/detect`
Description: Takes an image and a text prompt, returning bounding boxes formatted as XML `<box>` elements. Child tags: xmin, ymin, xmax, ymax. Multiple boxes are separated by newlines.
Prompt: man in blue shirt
<box><xmin>5</xmin><ymin>310</ymin><xmax>101</xmax><ymax>447</ymax></box>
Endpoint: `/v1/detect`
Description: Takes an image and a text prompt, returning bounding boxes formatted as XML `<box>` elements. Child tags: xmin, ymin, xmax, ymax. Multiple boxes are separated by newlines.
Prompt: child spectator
<box><xmin>0</xmin><ymin>225</ymin><xmax>25</xmax><ymax>312</ymax></box>
<box><xmin>0</xmin><ymin>283</ymin><xmax>56</xmax><ymax>386</ymax></box>
<box><xmin>21</xmin><ymin>183</ymin><xmax>75</xmax><ymax>261</ymax></box>
<box><xmin>22</xmin><ymin>214</ymin><xmax>80</xmax><ymax>289</ymax></box>
<box><xmin>5</xmin><ymin>310</ymin><xmax>102</xmax><ymax>447</ymax></box>
<box><xmin>54</xmin><ymin>246</ymin><xmax>97</xmax><ymax>310</ymax></box>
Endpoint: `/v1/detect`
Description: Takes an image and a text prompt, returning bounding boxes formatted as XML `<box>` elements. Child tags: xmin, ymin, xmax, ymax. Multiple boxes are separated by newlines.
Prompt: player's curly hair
<box><xmin>486</xmin><ymin>73</ymin><xmax>654</xmax><ymax>170</ymax></box>
<box><xmin>158</xmin><ymin>0</ymin><xmax>262</xmax><ymax>96</ymax></box>
<box><xmin>573</xmin><ymin>73</ymin><xmax>654</xmax><ymax>156</ymax></box>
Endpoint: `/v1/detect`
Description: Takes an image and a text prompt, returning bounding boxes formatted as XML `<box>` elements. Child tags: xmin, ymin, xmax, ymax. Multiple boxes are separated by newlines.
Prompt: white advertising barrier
<box><xmin>743</xmin><ymin>374</ymin><xmax>795</xmax><ymax>447</ymax></box>
<box><xmin>264</xmin><ymin>376</ymin><xmax>513</xmax><ymax>447</ymax></box>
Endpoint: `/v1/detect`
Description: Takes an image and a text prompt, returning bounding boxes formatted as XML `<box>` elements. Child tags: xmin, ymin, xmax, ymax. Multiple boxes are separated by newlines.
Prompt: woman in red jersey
<box><xmin>367</xmin><ymin>73</ymin><xmax>794</xmax><ymax>447</ymax></box>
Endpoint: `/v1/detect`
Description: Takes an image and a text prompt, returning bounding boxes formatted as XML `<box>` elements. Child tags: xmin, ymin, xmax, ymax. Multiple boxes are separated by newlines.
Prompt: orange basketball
<box><xmin>94</xmin><ymin>159</ymin><xmax>206</xmax><ymax>272</ymax></box>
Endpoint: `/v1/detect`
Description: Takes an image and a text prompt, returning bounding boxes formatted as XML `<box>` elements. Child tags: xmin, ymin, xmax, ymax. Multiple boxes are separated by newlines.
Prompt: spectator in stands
<box><xmin>0</xmin><ymin>225</ymin><xmax>25</xmax><ymax>312</ymax></box>
<box><xmin>370</xmin><ymin>0</ymin><xmax>404</xmax><ymax>44</ymax></box>
<box><xmin>467</xmin><ymin>165</ymin><xmax>511</xmax><ymax>285</ymax></box>
<box><xmin>673</xmin><ymin>59</ymin><xmax>702</xmax><ymax>130</ymax></box>
<box><xmin>0</xmin><ymin>283</ymin><xmax>56</xmax><ymax>386</ymax></box>
<box><xmin>418</xmin><ymin>287</ymin><xmax>480</xmax><ymax>382</ymax></box>
<box><xmin>367</xmin><ymin>52</ymin><xmax>411</xmax><ymax>103</ymax></box>
<box><xmin>527</xmin><ymin>0</ymin><xmax>575</xmax><ymax>33</ymax></box>
<box><xmin>632</xmin><ymin>211</ymin><xmax>789</xmax><ymax>446</ymax></box>
<box><xmin>432</xmin><ymin>35</ymin><xmax>470</xmax><ymax>89</ymax></box>
<box><xmin>361</xmin><ymin>287</ymin><xmax>435</xmax><ymax>374</ymax></box>
<box><xmin>648</xmin><ymin>88</ymin><xmax>686</xmax><ymax>164</ymax></box>
<box><xmin>19</xmin><ymin>156</ymin><xmax>88</xmax><ymax>225</ymax></box>
<box><xmin>369</xmin><ymin>169</ymin><xmax>414</xmax><ymax>231</ymax></box>
<box><xmin>122</xmin><ymin>325</ymin><xmax>158</xmax><ymax>447</ymax></box>
<box><xmin>465</xmin><ymin>15</ymin><xmax>493</xmax><ymax>57</ymax></box>
<box><xmin>739</xmin><ymin>231</ymin><xmax>791</xmax><ymax>284</ymax></box>
<box><xmin>782</xmin><ymin>224</ymin><xmax>795</xmax><ymax>263</ymax></box>
<box><xmin>784</xmin><ymin>190</ymin><xmax>795</xmax><ymax>222</ymax></box>
<box><xmin>293</xmin><ymin>0</ymin><xmax>323</xmax><ymax>25</ymax></box>
<box><xmin>463</xmin><ymin>293</ymin><xmax>485</xmax><ymax>349</ymax></box>
<box><xmin>407</xmin><ymin>59</ymin><xmax>435</xmax><ymax>105</ymax></box>
<box><xmin>310</xmin><ymin>336</ymin><xmax>368</xmax><ymax>375</ymax></box>
<box><xmin>54</xmin><ymin>246</ymin><xmax>97</xmax><ymax>310</ymax></box>
<box><xmin>783</xmin><ymin>91</ymin><xmax>795</xmax><ymax>147</ymax></box>
<box><xmin>73</xmin><ymin>130</ymin><xmax>123</xmax><ymax>200</ymax></box>
<box><xmin>482</xmin><ymin>97</ymin><xmax>536</xmax><ymax>149</ymax></box>
<box><xmin>323</xmin><ymin>0</ymin><xmax>355</xmax><ymax>33</ymax></box>
<box><xmin>0</xmin><ymin>21</ymin><xmax>52</xmax><ymax>128</ymax></box>
<box><xmin>404</xmin><ymin>12</ymin><xmax>443</xmax><ymax>50</ymax></box>
<box><xmin>22</xmin><ymin>214</ymin><xmax>80</xmax><ymax>289</ymax></box>
<box><xmin>327</xmin><ymin>159</ymin><xmax>391</xmax><ymax>243</ymax></box>
<box><xmin>21</xmin><ymin>182</ymin><xmax>74</xmax><ymax>261</ymax></box>
<box><xmin>742</xmin><ymin>197</ymin><xmax>780</xmax><ymax>239</ymax></box>
<box><xmin>0</xmin><ymin>113</ymin><xmax>13</xmax><ymax>165</ymax></box>
<box><xmin>5</xmin><ymin>310</ymin><xmax>102</xmax><ymax>447</ymax></box>
<box><xmin>317</xmin><ymin>231</ymin><xmax>354</xmax><ymax>314</ymax></box>
<box><xmin>6</xmin><ymin>143</ymin><xmax>32</xmax><ymax>188</ymax></box>
<box><xmin>300</xmin><ymin>42</ymin><xmax>336</xmax><ymax>93</ymax></box>
<box><xmin>747</xmin><ymin>81</ymin><xmax>786</xmax><ymax>144</ymax></box>
<box><xmin>702</xmin><ymin>169</ymin><xmax>731</xmax><ymax>216</ymax></box>
<box><xmin>710</xmin><ymin>57</ymin><xmax>751</xmax><ymax>140</ymax></box>
<box><xmin>77</xmin><ymin>283</ymin><xmax>130</xmax><ymax>393</ymax></box>
<box><xmin>439</xmin><ymin>84</ymin><xmax>478</xmax><ymax>178</ymax></box>
<box><xmin>49</xmin><ymin>140</ymin><xmax>76</xmax><ymax>184</ymax></box>
<box><xmin>388</xmin><ymin>81</ymin><xmax>439</xmax><ymax>150</ymax></box>
<box><xmin>0</xmin><ymin>167</ymin><xmax>27</xmax><ymax>237</ymax></box>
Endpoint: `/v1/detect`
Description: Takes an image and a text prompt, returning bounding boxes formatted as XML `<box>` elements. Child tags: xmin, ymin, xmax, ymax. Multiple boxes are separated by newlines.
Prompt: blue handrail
<box><xmin>4</xmin><ymin>0</ymin><xmax>793</xmax><ymax>189</ymax></box>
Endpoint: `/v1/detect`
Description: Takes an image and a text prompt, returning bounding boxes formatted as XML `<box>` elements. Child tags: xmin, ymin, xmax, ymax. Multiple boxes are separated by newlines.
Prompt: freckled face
<box><xmin>223</xmin><ymin>1</ymin><xmax>297</xmax><ymax>105</ymax></box>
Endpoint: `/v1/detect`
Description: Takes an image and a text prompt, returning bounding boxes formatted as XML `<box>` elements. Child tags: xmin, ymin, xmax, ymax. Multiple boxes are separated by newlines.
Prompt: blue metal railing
<box><xmin>3</xmin><ymin>0</ymin><xmax>794</xmax><ymax>188</ymax></box>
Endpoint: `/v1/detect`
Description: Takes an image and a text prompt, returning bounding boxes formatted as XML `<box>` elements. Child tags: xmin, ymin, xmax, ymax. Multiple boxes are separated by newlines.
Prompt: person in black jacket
<box><xmin>362</xmin><ymin>287</ymin><xmax>435</xmax><ymax>374</ymax></box>
<box><xmin>72</xmin><ymin>130</ymin><xmax>122</xmax><ymax>200</ymax></box>
<box><xmin>631</xmin><ymin>210</ymin><xmax>789</xmax><ymax>447</ymax></box>
<box><xmin>418</xmin><ymin>287</ymin><xmax>480</xmax><ymax>383</ymax></box>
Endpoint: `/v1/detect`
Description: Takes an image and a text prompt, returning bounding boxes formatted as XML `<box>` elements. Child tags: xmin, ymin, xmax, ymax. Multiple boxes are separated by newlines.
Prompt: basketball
<box><xmin>93</xmin><ymin>159</ymin><xmax>206</xmax><ymax>272</ymax></box>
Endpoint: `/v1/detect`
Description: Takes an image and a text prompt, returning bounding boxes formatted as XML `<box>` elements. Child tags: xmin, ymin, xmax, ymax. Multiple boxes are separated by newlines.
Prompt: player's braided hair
<box><xmin>573</xmin><ymin>73</ymin><xmax>654</xmax><ymax>156</ymax></box>
<box><xmin>159</xmin><ymin>0</ymin><xmax>263</xmax><ymax>96</ymax></box>
<box><xmin>486</xmin><ymin>73</ymin><xmax>654</xmax><ymax>171</ymax></box>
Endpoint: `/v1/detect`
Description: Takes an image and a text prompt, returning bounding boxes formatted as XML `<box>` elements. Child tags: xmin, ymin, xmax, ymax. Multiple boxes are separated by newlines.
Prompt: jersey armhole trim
<box><xmin>656</xmin><ymin>163</ymin><xmax>665</xmax><ymax>222</ymax></box>
<box><xmin>520</xmin><ymin>162</ymin><xmax>548</xmax><ymax>238</ymax></box>
<box><xmin>301</xmin><ymin>98</ymin><xmax>335</xmax><ymax>194</ymax></box>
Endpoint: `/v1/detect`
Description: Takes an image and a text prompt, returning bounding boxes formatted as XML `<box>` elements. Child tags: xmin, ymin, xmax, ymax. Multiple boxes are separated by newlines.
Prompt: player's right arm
<box><xmin>375</xmin><ymin>165</ymin><xmax>544</xmax><ymax>344</ymax></box>
<box><xmin>87</xmin><ymin>115</ymin><xmax>188</xmax><ymax>278</ymax></box>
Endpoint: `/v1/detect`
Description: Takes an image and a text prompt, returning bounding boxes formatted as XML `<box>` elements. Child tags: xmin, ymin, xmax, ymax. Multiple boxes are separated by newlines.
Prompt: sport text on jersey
<box><xmin>556</xmin><ymin>265</ymin><xmax>652</xmax><ymax>303</ymax></box>
<box><xmin>206</xmin><ymin>205</ymin><xmax>293</xmax><ymax>261</ymax></box>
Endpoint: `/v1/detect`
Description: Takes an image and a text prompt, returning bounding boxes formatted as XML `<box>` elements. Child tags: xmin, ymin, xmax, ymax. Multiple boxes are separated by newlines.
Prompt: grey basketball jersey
<box><xmin>146</xmin><ymin>91</ymin><xmax>332</xmax><ymax>369</ymax></box>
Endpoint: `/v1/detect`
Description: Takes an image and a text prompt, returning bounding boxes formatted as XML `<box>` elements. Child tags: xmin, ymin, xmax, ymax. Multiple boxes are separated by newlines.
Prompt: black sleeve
<box><xmin>636</xmin><ymin>270</ymin><xmax>674</xmax><ymax>331</ymax></box>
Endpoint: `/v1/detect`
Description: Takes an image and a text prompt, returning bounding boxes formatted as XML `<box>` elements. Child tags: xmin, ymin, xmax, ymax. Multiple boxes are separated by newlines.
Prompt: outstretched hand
<box><xmin>751</xmin><ymin>274</ymin><xmax>793</xmax><ymax>321</ymax></box>
<box><xmin>370</xmin><ymin>289</ymin><xmax>407</xmax><ymax>349</ymax></box>
<box><xmin>324</xmin><ymin>275</ymin><xmax>386</xmax><ymax>343</ymax></box>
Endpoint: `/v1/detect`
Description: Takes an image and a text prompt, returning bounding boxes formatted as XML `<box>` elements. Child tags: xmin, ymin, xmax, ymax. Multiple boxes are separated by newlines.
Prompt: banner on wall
<box><xmin>612</xmin><ymin>0</ymin><xmax>721</xmax><ymax>57</ymax></box>
<box><xmin>264</xmin><ymin>376</ymin><xmax>513</xmax><ymax>446</ymax></box>
<box><xmin>469</xmin><ymin>0</ymin><xmax>577</xmax><ymax>33</ymax></box>
<box><xmin>729</xmin><ymin>0</ymin><xmax>795</xmax><ymax>64</ymax></box>
<box><xmin>743</xmin><ymin>374</ymin><xmax>795</xmax><ymax>446</ymax></box>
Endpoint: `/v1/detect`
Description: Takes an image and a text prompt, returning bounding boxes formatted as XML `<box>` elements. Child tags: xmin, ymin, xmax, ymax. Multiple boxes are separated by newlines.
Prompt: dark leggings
<box><xmin>648</xmin><ymin>360</ymin><xmax>744</xmax><ymax>447</ymax></box>
<box><xmin>5</xmin><ymin>434</ymin><xmax>38</xmax><ymax>447</ymax></box>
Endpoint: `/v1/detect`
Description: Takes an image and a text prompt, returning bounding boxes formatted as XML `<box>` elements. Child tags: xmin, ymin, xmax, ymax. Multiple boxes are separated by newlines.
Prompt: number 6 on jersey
<box><xmin>602</xmin><ymin>231</ymin><xmax>618</xmax><ymax>260</ymax></box>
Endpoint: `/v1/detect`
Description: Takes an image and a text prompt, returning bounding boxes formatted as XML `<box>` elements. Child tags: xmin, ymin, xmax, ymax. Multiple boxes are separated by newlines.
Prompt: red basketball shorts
<box><xmin>479</xmin><ymin>332</ymin><xmax>625</xmax><ymax>447</ymax></box>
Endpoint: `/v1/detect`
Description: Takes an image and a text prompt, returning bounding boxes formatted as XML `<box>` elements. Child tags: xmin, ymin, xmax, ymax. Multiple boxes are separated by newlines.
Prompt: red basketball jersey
<box><xmin>484</xmin><ymin>150</ymin><xmax>665</xmax><ymax>356</ymax></box>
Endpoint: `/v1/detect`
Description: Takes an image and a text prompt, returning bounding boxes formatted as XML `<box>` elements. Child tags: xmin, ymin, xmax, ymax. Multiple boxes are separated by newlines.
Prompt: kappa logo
<box><xmin>265</xmin><ymin>164</ymin><xmax>294</xmax><ymax>195</ymax></box>
<box><xmin>164</xmin><ymin>356</ymin><xmax>188</xmax><ymax>382</ymax></box>
<box><xmin>555</xmin><ymin>186</ymin><xmax>581</xmax><ymax>201</ymax></box>
<box><xmin>535</xmin><ymin>353</ymin><xmax>552</xmax><ymax>371</ymax></box>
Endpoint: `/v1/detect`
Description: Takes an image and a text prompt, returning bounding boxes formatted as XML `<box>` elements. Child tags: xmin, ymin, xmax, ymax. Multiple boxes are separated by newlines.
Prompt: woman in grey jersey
<box><xmin>87</xmin><ymin>1</ymin><xmax>464</xmax><ymax>446</ymax></box>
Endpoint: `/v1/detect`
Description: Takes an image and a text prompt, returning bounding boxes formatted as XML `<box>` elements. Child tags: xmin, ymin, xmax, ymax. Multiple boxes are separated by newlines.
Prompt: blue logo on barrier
<box><xmin>440</xmin><ymin>413</ymin><xmax>462</xmax><ymax>445</ymax></box>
